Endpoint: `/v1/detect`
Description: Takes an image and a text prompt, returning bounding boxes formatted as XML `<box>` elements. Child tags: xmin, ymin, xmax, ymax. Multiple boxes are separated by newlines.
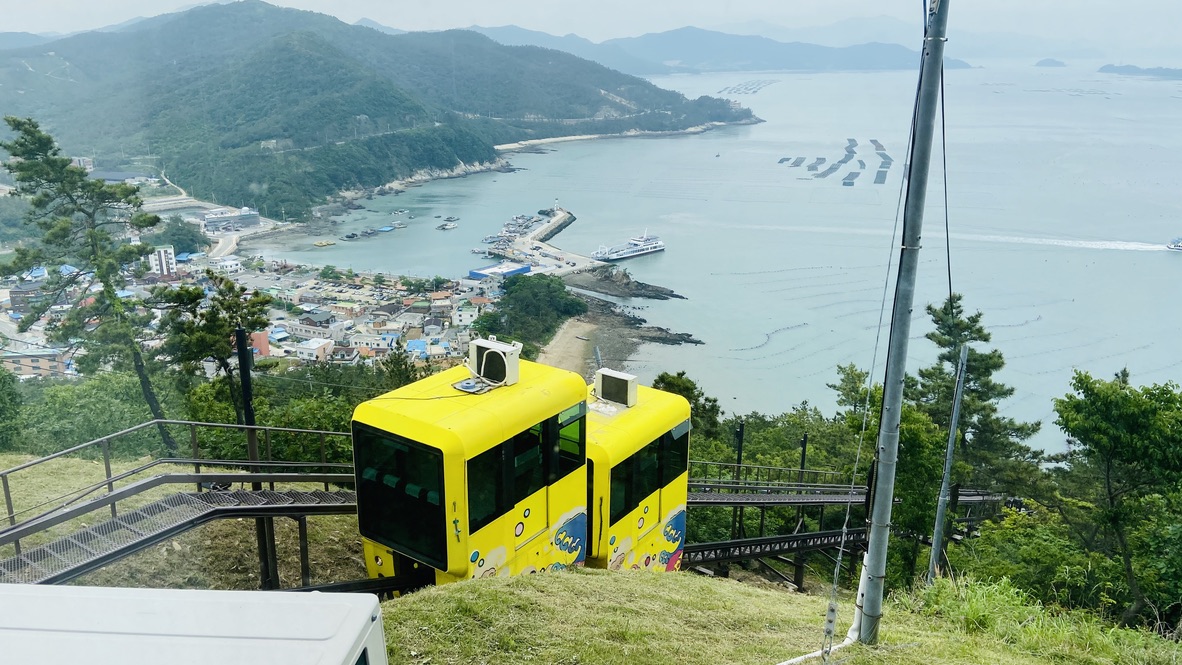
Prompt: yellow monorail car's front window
<box><xmin>354</xmin><ymin>423</ymin><xmax>446</xmax><ymax>569</ymax></box>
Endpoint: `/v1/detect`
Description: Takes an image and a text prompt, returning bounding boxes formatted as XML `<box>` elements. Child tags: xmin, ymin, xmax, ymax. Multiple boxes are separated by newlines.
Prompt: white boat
<box><xmin>591</xmin><ymin>231</ymin><xmax>666</xmax><ymax>261</ymax></box>
<box><xmin>436</xmin><ymin>222</ymin><xmax>458</xmax><ymax>230</ymax></box>
<box><xmin>1168</xmin><ymin>238</ymin><xmax>1182</xmax><ymax>251</ymax></box>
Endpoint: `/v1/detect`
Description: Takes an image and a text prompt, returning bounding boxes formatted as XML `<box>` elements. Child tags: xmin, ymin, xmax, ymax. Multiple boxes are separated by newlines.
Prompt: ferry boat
<box><xmin>591</xmin><ymin>231</ymin><xmax>666</xmax><ymax>261</ymax></box>
<box><xmin>1168</xmin><ymin>238</ymin><xmax>1182</xmax><ymax>251</ymax></box>
<box><xmin>436</xmin><ymin>222</ymin><xmax>458</xmax><ymax>230</ymax></box>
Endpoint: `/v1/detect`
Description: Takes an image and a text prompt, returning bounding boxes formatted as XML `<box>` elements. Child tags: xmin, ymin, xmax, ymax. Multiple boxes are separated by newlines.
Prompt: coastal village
<box><xmin>0</xmin><ymin>172</ymin><xmax>669</xmax><ymax>381</ymax></box>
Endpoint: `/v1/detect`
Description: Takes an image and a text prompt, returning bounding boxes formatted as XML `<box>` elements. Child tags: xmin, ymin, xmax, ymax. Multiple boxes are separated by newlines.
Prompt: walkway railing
<box><xmin>0</xmin><ymin>420</ymin><xmax>353</xmax><ymax>552</ymax></box>
<box><xmin>688</xmin><ymin>460</ymin><xmax>859</xmax><ymax>490</ymax></box>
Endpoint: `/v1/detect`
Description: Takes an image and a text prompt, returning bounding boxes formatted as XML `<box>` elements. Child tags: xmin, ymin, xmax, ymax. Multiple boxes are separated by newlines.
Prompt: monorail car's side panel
<box><xmin>585</xmin><ymin>386</ymin><xmax>691</xmax><ymax>573</ymax></box>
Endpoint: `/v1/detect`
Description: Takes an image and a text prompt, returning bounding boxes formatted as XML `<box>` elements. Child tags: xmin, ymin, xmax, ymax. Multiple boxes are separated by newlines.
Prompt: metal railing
<box><xmin>0</xmin><ymin>420</ymin><xmax>353</xmax><ymax>553</ymax></box>
<box><xmin>688</xmin><ymin>460</ymin><xmax>859</xmax><ymax>490</ymax></box>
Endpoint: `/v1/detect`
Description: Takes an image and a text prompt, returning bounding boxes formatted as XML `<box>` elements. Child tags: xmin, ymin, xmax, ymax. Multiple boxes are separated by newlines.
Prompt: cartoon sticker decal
<box><xmin>659</xmin><ymin>506</ymin><xmax>687</xmax><ymax>571</ymax></box>
<box><xmin>472</xmin><ymin>545</ymin><xmax>507</xmax><ymax>578</ymax></box>
<box><xmin>551</xmin><ymin>507</ymin><xmax>588</xmax><ymax>566</ymax></box>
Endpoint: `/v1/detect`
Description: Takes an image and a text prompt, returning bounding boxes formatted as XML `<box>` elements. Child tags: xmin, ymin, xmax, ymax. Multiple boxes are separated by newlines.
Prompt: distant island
<box><xmin>1098</xmin><ymin>64</ymin><xmax>1182</xmax><ymax>80</ymax></box>
<box><xmin>1035</xmin><ymin>58</ymin><xmax>1066</xmax><ymax>68</ymax></box>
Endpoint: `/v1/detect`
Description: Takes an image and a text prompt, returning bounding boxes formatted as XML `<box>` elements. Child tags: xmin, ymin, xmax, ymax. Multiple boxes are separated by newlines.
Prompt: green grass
<box><xmin>380</xmin><ymin>571</ymin><xmax>1182</xmax><ymax>665</ymax></box>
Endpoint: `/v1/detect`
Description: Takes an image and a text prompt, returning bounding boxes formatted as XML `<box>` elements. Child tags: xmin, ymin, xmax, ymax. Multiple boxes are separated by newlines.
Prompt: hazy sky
<box><xmin>3</xmin><ymin>0</ymin><xmax>1177</xmax><ymax>54</ymax></box>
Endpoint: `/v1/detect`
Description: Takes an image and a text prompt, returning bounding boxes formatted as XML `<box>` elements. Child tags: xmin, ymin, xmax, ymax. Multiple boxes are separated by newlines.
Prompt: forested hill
<box><xmin>0</xmin><ymin>0</ymin><xmax>753</xmax><ymax>218</ymax></box>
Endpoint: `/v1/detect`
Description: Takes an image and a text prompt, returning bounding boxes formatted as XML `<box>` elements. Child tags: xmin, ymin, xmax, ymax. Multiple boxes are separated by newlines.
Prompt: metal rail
<box><xmin>683</xmin><ymin>529</ymin><xmax>869</xmax><ymax>565</ymax></box>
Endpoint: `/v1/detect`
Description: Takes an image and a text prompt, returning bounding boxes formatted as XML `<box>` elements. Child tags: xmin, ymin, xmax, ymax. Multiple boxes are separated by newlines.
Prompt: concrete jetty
<box><xmin>487</xmin><ymin>208</ymin><xmax>606</xmax><ymax>277</ymax></box>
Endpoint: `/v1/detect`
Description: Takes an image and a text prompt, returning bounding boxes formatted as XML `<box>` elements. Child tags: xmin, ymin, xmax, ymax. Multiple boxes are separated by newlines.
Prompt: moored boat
<box><xmin>313</xmin><ymin>240</ymin><xmax>335</xmax><ymax>247</ymax></box>
<box><xmin>436</xmin><ymin>222</ymin><xmax>458</xmax><ymax>230</ymax></box>
<box><xmin>377</xmin><ymin>226</ymin><xmax>395</xmax><ymax>232</ymax></box>
<box><xmin>339</xmin><ymin>232</ymin><xmax>360</xmax><ymax>241</ymax></box>
<box><xmin>590</xmin><ymin>231</ymin><xmax>666</xmax><ymax>261</ymax></box>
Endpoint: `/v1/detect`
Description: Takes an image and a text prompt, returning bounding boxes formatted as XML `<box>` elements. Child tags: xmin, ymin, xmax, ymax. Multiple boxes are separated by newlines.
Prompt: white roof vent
<box><xmin>466</xmin><ymin>335</ymin><xmax>522</xmax><ymax>387</ymax></box>
<box><xmin>594</xmin><ymin>368</ymin><xmax>637</xmax><ymax>407</ymax></box>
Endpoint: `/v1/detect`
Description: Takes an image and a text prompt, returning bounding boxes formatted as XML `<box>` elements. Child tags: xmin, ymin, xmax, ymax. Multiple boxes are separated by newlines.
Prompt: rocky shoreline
<box><xmin>562</xmin><ymin>265</ymin><xmax>685</xmax><ymax>300</ymax></box>
<box><xmin>571</xmin><ymin>291</ymin><xmax>701</xmax><ymax>374</ymax></box>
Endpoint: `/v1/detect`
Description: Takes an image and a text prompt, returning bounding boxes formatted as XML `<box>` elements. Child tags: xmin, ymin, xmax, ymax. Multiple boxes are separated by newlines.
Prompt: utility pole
<box><xmin>731</xmin><ymin>420</ymin><xmax>746</xmax><ymax>540</ymax></box>
<box><xmin>236</xmin><ymin>326</ymin><xmax>279</xmax><ymax>590</ymax></box>
<box><xmin>927</xmin><ymin>344</ymin><xmax>969</xmax><ymax>584</ymax></box>
<box><xmin>854</xmin><ymin>0</ymin><xmax>951</xmax><ymax>645</ymax></box>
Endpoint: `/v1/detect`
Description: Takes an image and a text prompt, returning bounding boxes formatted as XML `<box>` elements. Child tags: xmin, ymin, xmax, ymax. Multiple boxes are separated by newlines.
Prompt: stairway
<box><xmin>0</xmin><ymin>489</ymin><xmax>355</xmax><ymax>585</ymax></box>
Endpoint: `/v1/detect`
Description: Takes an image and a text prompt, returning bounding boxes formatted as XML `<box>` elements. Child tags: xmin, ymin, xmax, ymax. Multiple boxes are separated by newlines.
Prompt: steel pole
<box><xmin>927</xmin><ymin>344</ymin><xmax>969</xmax><ymax>584</ymax></box>
<box><xmin>856</xmin><ymin>0</ymin><xmax>951</xmax><ymax>644</ymax></box>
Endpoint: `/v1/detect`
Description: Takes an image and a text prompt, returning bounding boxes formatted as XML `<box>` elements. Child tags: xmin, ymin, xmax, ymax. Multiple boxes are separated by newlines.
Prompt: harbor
<box><xmin>477</xmin><ymin>206</ymin><xmax>606</xmax><ymax>277</ymax></box>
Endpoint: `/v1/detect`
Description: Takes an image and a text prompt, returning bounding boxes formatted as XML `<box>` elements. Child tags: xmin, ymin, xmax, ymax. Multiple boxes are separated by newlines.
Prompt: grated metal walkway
<box><xmin>0</xmin><ymin>489</ymin><xmax>355</xmax><ymax>585</ymax></box>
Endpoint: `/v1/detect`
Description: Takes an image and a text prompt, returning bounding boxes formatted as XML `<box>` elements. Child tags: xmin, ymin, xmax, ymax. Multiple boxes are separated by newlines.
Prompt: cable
<box><xmin>941</xmin><ymin>62</ymin><xmax>954</xmax><ymax>307</ymax></box>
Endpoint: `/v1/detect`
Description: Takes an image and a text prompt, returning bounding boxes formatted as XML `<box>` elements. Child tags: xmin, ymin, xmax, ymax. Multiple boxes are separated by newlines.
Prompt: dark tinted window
<box><xmin>355</xmin><ymin>649</ymin><xmax>369</xmax><ymax>665</ymax></box>
<box><xmin>512</xmin><ymin>425</ymin><xmax>546</xmax><ymax>502</ymax></box>
<box><xmin>354</xmin><ymin>423</ymin><xmax>446</xmax><ymax>569</ymax></box>
<box><xmin>661</xmin><ymin>420</ymin><xmax>690</xmax><ymax>486</ymax></box>
<box><xmin>610</xmin><ymin>459</ymin><xmax>632</xmax><ymax>524</ymax></box>
<box><xmin>555</xmin><ymin>403</ymin><xmax>586</xmax><ymax>481</ymax></box>
<box><xmin>468</xmin><ymin>444</ymin><xmax>506</xmax><ymax>532</ymax></box>
<box><xmin>608</xmin><ymin>422</ymin><xmax>690</xmax><ymax>526</ymax></box>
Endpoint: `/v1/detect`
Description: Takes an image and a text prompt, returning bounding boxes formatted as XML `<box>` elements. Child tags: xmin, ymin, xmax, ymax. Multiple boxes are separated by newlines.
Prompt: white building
<box><xmin>294</xmin><ymin>338</ymin><xmax>333</xmax><ymax>362</ymax></box>
<box><xmin>452</xmin><ymin>305</ymin><xmax>479</xmax><ymax>327</ymax></box>
<box><xmin>147</xmin><ymin>245</ymin><xmax>177</xmax><ymax>277</ymax></box>
<box><xmin>211</xmin><ymin>255</ymin><xmax>243</xmax><ymax>274</ymax></box>
<box><xmin>286</xmin><ymin>320</ymin><xmax>350</xmax><ymax>343</ymax></box>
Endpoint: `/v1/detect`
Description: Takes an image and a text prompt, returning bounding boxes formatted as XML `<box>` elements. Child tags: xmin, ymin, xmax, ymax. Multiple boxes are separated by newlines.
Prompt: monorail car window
<box><xmin>468</xmin><ymin>406</ymin><xmax>586</xmax><ymax>533</ymax></box>
<box><xmin>608</xmin><ymin>420</ymin><xmax>691</xmax><ymax>525</ymax></box>
<box><xmin>554</xmin><ymin>403</ymin><xmax>586</xmax><ymax>482</ymax></box>
<box><xmin>661</xmin><ymin>420</ymin><xmax>691</xmax><ymax>486</ymax></box>
<box><xmin>353</xmin><ymin>423</ymin><xmax>446</xmax><ymax>569</ymax></box>
<box><xmin>468</xmin><ymin>445</ymin><xmax>506</xmax><ymax>532</ymax></box>
<box><xmin>512</xmin><ymin>427</ymin><xmax>546</xmax><ymax>502</ymax></box>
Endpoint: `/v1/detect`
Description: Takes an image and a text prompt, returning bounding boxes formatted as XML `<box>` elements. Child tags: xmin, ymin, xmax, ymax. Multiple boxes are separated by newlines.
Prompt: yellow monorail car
<box><xmin>585</xmin><ymin>369</ymin><xmax>691</xmax><ymax>572</ymax></box>
<box><xmin>352</xmin><ymin>338</ymin><xmax>690</xmax><ymax>588</ymax></box>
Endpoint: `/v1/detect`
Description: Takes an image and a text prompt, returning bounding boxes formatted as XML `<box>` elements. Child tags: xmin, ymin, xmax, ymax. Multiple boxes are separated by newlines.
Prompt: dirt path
<box><xmin>536</xmin><ymin>319</ymin><xmax>597</xmax><ymax>376</ymax></box>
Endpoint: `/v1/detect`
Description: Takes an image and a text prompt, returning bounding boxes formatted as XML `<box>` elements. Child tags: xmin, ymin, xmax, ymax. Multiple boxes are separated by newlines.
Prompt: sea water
<box><xmin>250</xmin><ymin>60</ymin><xmax>1182</xmax><ymax>453</ymax></box>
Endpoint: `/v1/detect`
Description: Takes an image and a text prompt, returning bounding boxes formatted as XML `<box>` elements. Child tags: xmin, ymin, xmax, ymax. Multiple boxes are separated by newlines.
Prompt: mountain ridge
<box><xmin>0</xmin><ymin>1</ymin><xmax>752</xmax><ymax>218</ymax></box>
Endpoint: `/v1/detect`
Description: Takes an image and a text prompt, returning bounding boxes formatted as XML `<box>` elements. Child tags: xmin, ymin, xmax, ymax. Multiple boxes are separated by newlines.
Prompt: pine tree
<box><xmin>907</xmin><ymin>294</ymin><xmax>1043</xmax><ymax>494</ymax></box>
<box><xmin>1</xmin><ymin>117</ymin><xmax>177</xmax><ymax>453</ymax></box>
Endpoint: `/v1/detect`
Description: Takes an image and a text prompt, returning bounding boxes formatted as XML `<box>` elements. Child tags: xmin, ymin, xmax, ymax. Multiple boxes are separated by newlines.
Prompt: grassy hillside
<box><xmin>383</xmin><ymin>572</ymin><xmax>1181</xmax><ymax>665</ymax></box>
<box><xmin>2</xmin><ymin>452</ymin><xmax>1177</xmax><ymax>664</ymax></box>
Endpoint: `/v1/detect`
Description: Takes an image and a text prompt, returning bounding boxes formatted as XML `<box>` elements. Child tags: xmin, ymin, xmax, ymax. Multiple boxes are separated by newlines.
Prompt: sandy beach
<box><xmin>536</xmin><ymin>319</ymin><xmax>597</xmax><ymax>376</ymax></box>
